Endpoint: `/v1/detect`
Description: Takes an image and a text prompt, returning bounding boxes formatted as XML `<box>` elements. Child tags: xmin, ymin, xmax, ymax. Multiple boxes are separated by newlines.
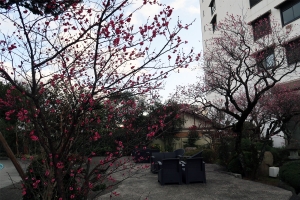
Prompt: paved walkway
<box><xmin>95</xmin><ymin>163</ymin><xmax>293</xmax><ymax>200</ymax></box>
<box><xmin>0</xmin><ymin>158</ymin><xmax>296</xmax><ymax>200</ymax></box>
<box><xmin>0</xmin><ymin>158</ymin><xmax>30</xmax><ymax>188</ymax></box>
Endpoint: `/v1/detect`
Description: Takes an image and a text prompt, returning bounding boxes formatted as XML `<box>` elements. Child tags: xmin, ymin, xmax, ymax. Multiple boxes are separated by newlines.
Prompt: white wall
<box><xmin>182</xmin><ymin>113</ymin><xmax>212</xmax><ymax>129</ymax></box>
<box><xmin>200</xmin><ymin>0</ymin><xmax>300</xmax><ymax>93</ymax></box>
<box><xmin>199</xmin><ymin>0</ymin><xmax>300</xmax><ymax>147</ymax></box>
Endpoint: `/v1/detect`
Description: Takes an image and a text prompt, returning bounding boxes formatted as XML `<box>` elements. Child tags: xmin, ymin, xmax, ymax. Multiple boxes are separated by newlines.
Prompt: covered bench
<box><xmin>150</xmin><ymin>149</ymin><xmax>184</xmax><ymax>173</ymax></box>
<box><xmin>182</xmin><ymin>157</ymin><xmax>206</xmax><ymax>184</ymax></box>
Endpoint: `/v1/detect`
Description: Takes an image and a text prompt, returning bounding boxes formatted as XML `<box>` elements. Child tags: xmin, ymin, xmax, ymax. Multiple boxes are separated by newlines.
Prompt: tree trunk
<box><xmin>53</xmin><ymin>159</ymin><xmax>66</xmax><ymax>200</ymax></box>
<box><xmin>234</xmin><ymin>130</ymin><xmax>246</xmax><ymax>177</ymax></box>
<box><xmin>252</xmin><ymin>142</ymin><xmax>267</xmax><ymax>180</ymax></box>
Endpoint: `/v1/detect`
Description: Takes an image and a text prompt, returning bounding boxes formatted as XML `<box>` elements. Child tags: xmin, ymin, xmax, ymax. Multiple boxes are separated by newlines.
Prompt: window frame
<box><xmin>251</xmin><ymin>13</ymin><xmax>271</xmax><ymax>41</ymax></box>
<box><xmin>285</xmin><ymin>38</ymin><xmax>300</xmax><ymax>65</ymax></box>
<box><xmin>249</xmin><ymin>0</ymin><xmax>262</xmax><ymax>8</ymax></box>
<box><xmin>209</xmin><ymin>0</ymin><xmax>216</xmax><ymax>16</ymax></box>
<box><xmin>279</xmin><ymin>0</ymin><xmax>300</xmax><ymax>26</ymax></box>
<box><xmin>256</xmin><ymin>48</ymin><xmax>276</xmax><ymax>70</ymax></box>
<box><xmin>210</xmin><ymin>15</ymin><xmax>217</xmax><ymax>33</ymax></box>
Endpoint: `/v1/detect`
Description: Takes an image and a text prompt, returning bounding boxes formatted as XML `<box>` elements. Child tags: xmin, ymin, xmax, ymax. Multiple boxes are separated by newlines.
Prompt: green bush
<box><xmin>219</xmin><ymin>136</ymin><xmax>276</xmax><ymax>178</ymax></box>
<box><xmin>150</xmin><ymin>144</ymin><xmax>161</xmax><ymax>151</ymax></box>
<box><xmin>227</xmin><ymin>156</ymin><xmax>243</xmax><ymax>174</ymax></box>
<box><xmin>202</xmin><ymin>149</ymin><xmax>216</xmax><ymax>163</ymax></box>
<box><xmin>164</xmin><ymin>144</ymin><xmax>174</xmax><ymax>152</ymax></box>
<box><xmin>241</xmin><ymin>138</ymin><xmax>251</xmax><ymax>151</ymax></box>
<box><xmin>187</xmin><ymin>126</ymin><xmax>199</xmax><ymax>147</ymax></box>
<box><xmin>23</xmin><ymin>158</ymin><xmax>83</xmax><ymax>200</ymax></box>
<box><xmin>217</xmin><ymin>136</ymin><xmax>235</xmax><ymax>166</ymax></box>
<box><xmin>227</xmin><ymin>151</ymin><xmax>255</xmax><ymax>175</ymax></box>
<box><xmin>255</xmin><ymin>140</ymin><xmax>273</xmax><ymax>151</ymax></box>
<box><xmin>23</xmin><ymin>158</ymin><xmax>45</xmax><ymax>200</ymax></box>
<box><xmin>184</xmin><ymin>148</ymin><xmax>202</xmax><ymax>157</ymax></box>
<box><xmin>183</xmin><ymin>148</ymin><xmax>216</xmax><ymax>163</ymax></box>
<box><xmin>269</xmin><ymin>148</ymin><xmax>289</xmax><ymax>167</ymax></box>
<box><xmin>279</xmin><ymin>160</ymin><xmax>300</xmax><ymax>194</ymax></box>
<box><xmin>198</xmin><ymin>144</ymin><xmax>210</xmax><ymax>150</ymax></box>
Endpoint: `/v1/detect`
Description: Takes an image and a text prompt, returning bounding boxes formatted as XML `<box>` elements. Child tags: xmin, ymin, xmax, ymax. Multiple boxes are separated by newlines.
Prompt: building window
<box><xmin>251</xmin><ymin>13</ymin><xmax>271</xmax><ymax>41</ymax></box>
<box><xmin>256</xmin><ymin>48</ymin><xmax>275</xmax><ymax>70</ymax></box>
<box><xmin>285</xmin><ymin>38</ymin><xmax>300</xmax><ymax>65</ymax></box>
<box><xmin>211</xmin><ymin>15</ymin><xmax>217</xmax><ymax>33</ymax></box>
<box><xmin>249</xmin><ymin>0</ymin><xmax>262</xmax><ymax>8</ymax></box>
<box><xmin>279</xmin><ymin>0</ymin><xmax>300</xmax><ymax>26</ymax></box>
<box><xmin>209</xmin><ymin>0</ymin><xmax>216</xmax><ymax>16</ymax></box>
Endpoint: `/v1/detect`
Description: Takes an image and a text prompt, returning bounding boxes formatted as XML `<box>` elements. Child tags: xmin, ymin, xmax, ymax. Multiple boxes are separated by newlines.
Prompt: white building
<box><xmin>199</xmin><ymin>0</ymin><xmax>300</xmax><ymax>147</ymax></box>
<box><xmin>151</xmin><ymin>111</ymin><xmax>217</xmax><ymax>151</ymax></box>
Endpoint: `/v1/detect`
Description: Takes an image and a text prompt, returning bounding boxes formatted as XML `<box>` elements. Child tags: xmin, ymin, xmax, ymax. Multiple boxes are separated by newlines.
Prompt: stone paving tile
<box><xmin>95</xmin><ymin>164</ymin><xmax>292</xmax><ymax>200</ymax></box>
<box><xmin>0</xmin><ymin>158</ymin><xmax>293</xmax><ymax>200</ymax></box>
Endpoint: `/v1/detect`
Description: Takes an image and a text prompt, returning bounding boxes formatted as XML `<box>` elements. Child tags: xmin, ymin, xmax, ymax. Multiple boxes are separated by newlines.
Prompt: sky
<box><xmin>122</xmin><ymin>0</ymin><xmax>204</xmax><ymax>102</ymax></box>
<box><xmin>154</xmin><ymin>0</ymin><xmax>204</xmax><ymax>101</ymax></box>
<box><xmin>0</xmin><ymin>0</ymin><xmax>204</xmax><ymax>102</ymax></box>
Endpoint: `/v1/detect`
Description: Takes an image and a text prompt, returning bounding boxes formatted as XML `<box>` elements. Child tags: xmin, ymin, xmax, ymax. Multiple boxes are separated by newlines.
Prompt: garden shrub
<box><xmin>227</xmin><ymin>156</ymin><xmax>243</xmax><ymax>174</ymax></box>
<box><xmin>202</xmin><ymin>149</ymin><xmax>216</xmax><ymax>163</ymax></box>
<box><xmin>23</xmin><ymin>158</ymin><xmax>84</xmax><ymax>200</ymax></box>
<box><xmin>183</xmin><ymin>148</ymin><xmax>216</xmax><ymax>163</ymax></box>
<box><xmin>220</xmin><ymin>136</ymin><xmax>274</xmax><ymax>178</ymax></box>
<box><xmin>217</xmin><ymin>136</ymin><xmax>235</xmax><ymax>166</ymax></box>
<box><xmin>184</xmin><ymin>148</ymin><xmax>202</xmax><ymax>157</ymax></box>
<box><xmin>150</xmin><ymin>143</ymin><xmax>161</xmax><ymax>151</ymax></box>
<box><xmin>270</xmin><ymin>147</ymin><xmax>289</xmax><ymax>167</ymax></box>
<box><xmin>23</xmin><ymin>158</ymin><xmax>45</xmax><ymax>200</ymax></box>
<box><xmin>279</xmin><ymin>160</ymin><xmax>300</xmax><ymax>194</ymax></box>
<box><xmin>216</xmin><ymin>121</ymin><xmax>276</xmax><ymax>178</ymax></box>
<box><xmin>255</xmin><ymin>140</ymin><xmax>273</xmax><ymax>151</ymax></box>
<box><xmin>227</xmin><ymin>150</ymin><xmax>259</xmax><ymax>178</ymax></box>
<box><xmin>241</xmin><ymin>138</ymin><xmax>251</xmax><ymax>151</ymax></box>
<box><xmin>187</xmin><ymin>125</ymin><xmax>199</xmax><ymax>147</ymax></box>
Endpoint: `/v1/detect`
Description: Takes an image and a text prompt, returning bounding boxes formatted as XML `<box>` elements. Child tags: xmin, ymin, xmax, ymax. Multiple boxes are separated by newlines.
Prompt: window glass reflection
<box><xmin>294</xmin><ymin>3</ymin><xmax>300</xmax><ymax>18</ymax></box>
<box><xmin>283</xmin><ymin>8</ymin><xmax>294</xmax><ymax>24</ymax></box>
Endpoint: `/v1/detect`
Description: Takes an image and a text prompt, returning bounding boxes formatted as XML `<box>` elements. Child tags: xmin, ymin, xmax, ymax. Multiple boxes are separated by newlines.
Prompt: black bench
<box><xmin>150</xmin><ymin>149</ymin><xmax>184</xmax><ymax>173</ymax></box>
